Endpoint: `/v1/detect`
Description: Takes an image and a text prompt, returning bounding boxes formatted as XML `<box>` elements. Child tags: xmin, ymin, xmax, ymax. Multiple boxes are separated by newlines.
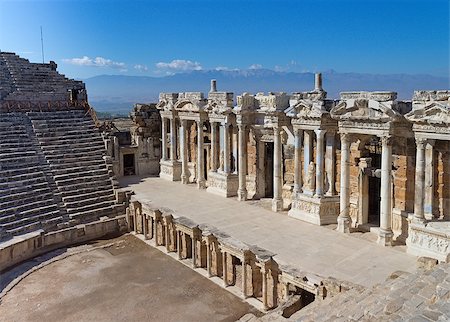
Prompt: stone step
<box><xmin>0</xmin><ymin>198</ymin><xmax>57</xmax><ymax>217</ymax></box>
<box><xmin>45</xmin><ymin>154</ymin><xmax>105</xmax><ymax>165</ymax></box>
<box><xmin>64</xmin><ymin>193</ymin><xmax>115</xmax><ymax>209</ymax></box>
<box><xmin>66</xmin><ymin>199</ymin><xmax>115</xmax><ymax>214</ymax></box>
<box><xmin>0</xmin><ymin>175</ymin><xmax>47</xmax><ymax>189</ymax></box>
<box><xmin>0</xmin><ymin>170</ymin><xmax>46</xmax><ymax>183</ymax></box>
<box><xmin>68</xmin><ymin>203</ymin><xmax>123</xmax><ymax>221</ymax></box>
<box><xmin>57</xmin><ymin>178</ymin><xmax>112</xmax><ymax>192</ymax></box>
<box><xmin>51</xmin><ymin>163</ymin><xmax>106</xmax><ymax>175</ymax></box>
<box><xmin>35</xmin><ymin>135</ymin><xmax>104</xmax><ymax>146</ymax></box>
<box><xmin>0</xmin><ymin>186</ymin><xmax>52</xmax><ymax>202</ymax></box>
<box><xmin>1</xmin><ymin>191</ymin><xmax>54</xmax><ymax>209</ymax></box>
<box><xmin>55</xmin><ymin>173</ymin><xmax>111</xmax><ymax>186</ymax></box>
<box><xmin>54</xmin><ymin>168</ymin><xmax>109</xmax><ymax>181</ymax></box>
<box><xmin>62</xmin><ymin>187</ymin><xmax>115</xmax><ymax>203</ymax></box>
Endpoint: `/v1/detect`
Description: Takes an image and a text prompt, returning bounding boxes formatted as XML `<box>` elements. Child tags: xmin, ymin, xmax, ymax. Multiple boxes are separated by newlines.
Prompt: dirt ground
<box><xmin>0</xmin><ymin>235</ymin><xmax>261</xmax><ymax>322</ymax></box>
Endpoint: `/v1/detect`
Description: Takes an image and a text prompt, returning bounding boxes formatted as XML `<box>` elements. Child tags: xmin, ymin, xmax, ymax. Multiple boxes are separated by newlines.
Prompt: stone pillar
<box><xmin>223</xmin><ymin>123</ymin><xmax>230</xmax><ymax>174</ymax></box>
<box><xmin>242</xmin><ymin>257</ymin><xmax>248</xmax><ymax>298</ymax></box>
<box><xmin>315</xmin><ymin>72</ymin><xmax>323</xmax><ymax>91</ymax></box>
<box><xmin>337</xmin><ymin>133</ymin><xmax>351</xmax><ymax>233</ymax></box>
<box><xmin>378</xmin><ymin>136</ymin><xmax>394</xmax><ymax>246</ymax></box>
<box><xmin>192</xmin><ymin>236</ymin><xmax>198</xmax><ymax>268</ymax></box>
<box><xmin>293</xmin><ymin>128</ymin><xmax>303</xmax><ymax>195</ymax></box>
<box><xmin>238</xmin><ymin>124</ymin><xmax>248</xmax><ymax>201</ymax></box>
<box><xmin>180</xmin><ymin>120</ymin><xmax>188</xmax><ymax>184</ymax></box>
<box><xmin>314</xmin><ymin>129</ymin><xmax>326</xmax><ymax>197</ymax></box>
<box><xmin>222</xmin><ymin>251</ymin><xmax>228</xmax><ymax>287</ymax></box>
<box><xmin>206</xmin><ymin>241</ymin><xmax>212</xmax><ymax>277</ymax></box>
<box><xmin>197</xmin><ymin>120</ymin><xmax>205</xmax><ymax>189</ymax></box>
<box><xmin>424</xmin><ymin>140</ymin><xmax>436</xmax><ymax>219</ymax></box>
<box><xmin>272</xmin><ymin>126</ymin><xmax>283</xmax><ymax>212</ymax></box>
<box><xmin>161</xmin><ymin>117</ymin><xmax>167</xmax><ymax>160</ymax></box>
<box><xmin>170</xmin><ymin>117</ymin><xmax>177</xmax><ymax>161</ymax></box>
<box><xmin>325</xmin><ymin>131</ymin><xmax>336</xmax><ymax>196</ymax></box>
<box><xmin>414</xmin><ymin>138</ymin><xmax>426</xmax><ymax>223</ymax></box>
<box><xmin>211</xmin><ymin>122</ymin><xmax>218</xmax><ymax>172</ymax></box>
<box><xmin>177</xmin><ymin>231</ymin><xmax>182</xmax><ymax>260</ymax></box>
<box><xmin>303</xmin><ymin>130</ymin><xmax>313</xmax><ymax>191</ymax></box>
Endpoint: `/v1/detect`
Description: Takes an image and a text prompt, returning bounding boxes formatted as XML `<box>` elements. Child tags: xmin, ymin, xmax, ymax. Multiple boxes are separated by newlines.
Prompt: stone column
<box><xmin>211</xmin><ymin>122</ymin><xmax>218</xmax><ymax>172</ymax></box>
<box><xmin>197</xmin><ymin>120</ymin><xmax>205</xmax><ymax>189</ymax></box>
<box><xmin>337</xmin><ymin>133</ymin><xmax>351</xmax><ymax>233</ymax></box>
<box><xmin>222</xmin><ymin>251</ymin><xmax>228</xmax><ymax>287</ymax></box>
<box><xmin>206</xmin><ymin>241</ymin><xmax>212</xmax><ymax>277</ymax></box>
<box><xmin>378</xmin><ymin>136</ymin><xmax>394</xmax><ymax>246</ymax></box>
<box><xmin>180</xmin><ymin>120</ymin><xmax>188</xmax><ymax>184</ymax></box>
<box><xmin>293</xmin><ymin>128</ymin><xmax>303</xmax><ymax>195</ymax></box>
<box><xmin>424</xmin><ymin>140</ymin><xmax>436</xmax><ymax>219</ymax></box>
<box><xmin>192</xmin><ymin>236</ymin><xmax>198</xmax><ymax>268</ymax></box>
<box><xmin>223</xmin><ymin>123</ymin><xmax>230</xmax><ymax>174</ymax></box>
<box><xmin>414</xmin><ymin>137</ymin><xmax>427</xmax><ymax>223</ymax></box>
<box><xmin>303</xmin><ymin>130</ymin><xmax>313</xmax><ymax>191</ymax></box>
<box><xmin>170</xmin><ymin>117</ymin><xmax>177</xmax><ymax>161</ymax></box>
<box><xmin>325</xmin><ymin>131</ymin><xmax>336</xmax><ymax>196</ymax></box>
<box><xmin>238</xmin><ymin>124</ymin><xmax>248</xmax><ymax>201</ymax></box>
<box><xmin>315</xmin><ymin>129</ymin><xmax>326</xmax><ymax>197</ymax></box>
<box><xmin>242</xmin><ymin>257</ymin><xmax>248</xmax><ymax>298</ymax></box>
<box><xmin>272</xmin><ymin>126</ymin><xmax>283</xmax><ymax>212</ymax></box>
<box><xmin>177</xmin><ymin>231</ymin><xmax>182</xmax><ymax>260</ymax></box>
<box><xmin>161</xmin><ymin>117</ymin><xmax>167</xmax><ymax>160</ymax></box>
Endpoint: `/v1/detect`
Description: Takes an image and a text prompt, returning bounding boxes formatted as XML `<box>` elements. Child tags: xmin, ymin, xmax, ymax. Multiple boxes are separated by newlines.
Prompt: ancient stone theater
<box><xmin>1</xmin><ymin>51</ymin><xmax>450</xmax><ymax>321</ymax></box>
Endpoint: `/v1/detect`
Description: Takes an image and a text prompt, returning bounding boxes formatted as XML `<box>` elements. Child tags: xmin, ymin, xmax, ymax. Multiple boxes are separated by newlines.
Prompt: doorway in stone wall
<box><xmin>123</xmin><ymin>153</ymin><xmax>135</xmax><ymax>176</ymax></box>
<box><xmin>264</xmin><ymin>142</ymin><xmax>274</xmax><ymax>198</ymax></box>
<box><xmin>367</xmin><ymin>139</ymin><xmax>382</xmax><ymax>226</ymax></box>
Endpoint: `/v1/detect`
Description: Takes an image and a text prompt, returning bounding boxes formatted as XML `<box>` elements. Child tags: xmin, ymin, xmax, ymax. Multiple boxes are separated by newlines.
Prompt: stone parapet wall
<box><xmin>0</xmin><ymin>216</ymin><xmax>127</xmax><ymax>272</ymax></box>
<box><xmin>127</xmin><ymin>198</ymin><xmax>362</xmax><ymax>313</ymax></box>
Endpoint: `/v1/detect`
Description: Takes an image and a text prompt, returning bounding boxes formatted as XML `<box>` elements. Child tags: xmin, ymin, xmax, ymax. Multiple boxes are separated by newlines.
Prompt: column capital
<box><xmin>340</xmin><ymin>132</ymin><xmax>352</xmax><ymax>144</ymax></box>
<box><xmin>381</xmin><ymin>135</ymin><xmax>393</xmax><ymax>146</ymax></box>
<box><xmin>314</xmin><ymin>128</ymin><xmax>327</xmax><ymax>138</ymax></box>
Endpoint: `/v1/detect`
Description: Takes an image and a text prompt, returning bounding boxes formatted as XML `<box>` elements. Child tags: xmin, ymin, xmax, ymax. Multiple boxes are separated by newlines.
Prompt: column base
<box><xmin>181</xmin><ymin>175</ymin><xmax>189</xmax><ymax>184</ymax></box>
<box><xmin>272</xmin><ymin>198</ymin><xmax>283</xmax><ymax>212</ymax></box>
<box><xmin>377</xmin><ymin>228</ymin><xmax>394</xmax><ymax>246</ymax></box>
<box><xmin>159</xmin><ymin>159</ymin><xmax>181</xmax><ymax>181</ymax></box>
<box><xmin>237</xmin><ymin>188</ymin><xmax>248</xmax><ymax>201</ymax></box>
<box><xmin>206</xmin><ymin>171</ymin><xmax>238</xmax><ymax>197</ymax></box>
<box><xmin>288</xmin><ymin>194</ymin><xmax>340</xmax><ymax>225</ymax></box>
<box><xmin>337</xmin><ymin>216</ymin><xmax>351</xmax><ymax>233</ymax></box>
<box><xmin>197</xmin><ymin>180</ymin><xmax>206</xmax><ymax>189</ymax></box>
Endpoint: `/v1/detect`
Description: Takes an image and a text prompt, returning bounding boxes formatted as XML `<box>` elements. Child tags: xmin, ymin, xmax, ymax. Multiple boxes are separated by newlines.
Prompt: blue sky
<box><xmin>0</xmin><ymin>0</ymin><xmax>448</xmax><ymax>79</ymax></box>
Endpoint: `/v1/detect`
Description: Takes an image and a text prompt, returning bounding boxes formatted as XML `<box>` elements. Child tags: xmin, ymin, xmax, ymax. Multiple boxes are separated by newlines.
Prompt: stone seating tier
<box><xmin>0</xmin><ymin>111</ymin><xmax>124</xmax><ymax>240</ymax></box>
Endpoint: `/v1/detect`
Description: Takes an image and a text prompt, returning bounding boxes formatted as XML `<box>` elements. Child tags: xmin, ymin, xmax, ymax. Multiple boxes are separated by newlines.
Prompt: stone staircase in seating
<box><xmin>27</xmin><ymin>110</ymin><xmax>124</xmax><ymax>224</ymax></box>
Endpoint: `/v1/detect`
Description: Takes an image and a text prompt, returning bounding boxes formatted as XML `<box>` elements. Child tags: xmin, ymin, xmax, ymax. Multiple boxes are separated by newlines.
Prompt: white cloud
<box><xmin>155</xmin><ymin>59</ymin><xmax>202</xmax><ymax>72</ymax></box>
<box><xmin>62</xmin><ymin>56</ymin><xmax>127</xmax><ymax>70</ymax></box>
<box><xmin>214</xmin><ymin>66</ymin><xmax>239</xmax><ymax>72</ymax></box>
<box><xmin>249</xmin><ymin>64</ymin><xmax>262</xmax><ymax>70</ymax></box>
<box><xmin>134</xmin><ymin>64</ymin><xmax>148</xmax><ymax>72</ymax></box>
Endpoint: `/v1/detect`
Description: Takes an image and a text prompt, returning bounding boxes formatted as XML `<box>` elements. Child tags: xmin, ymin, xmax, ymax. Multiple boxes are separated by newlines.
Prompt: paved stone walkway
<box><xmin>120</xmin><ymin>176</ymin><xmax>418</xmax><ymax>287</ymax></box>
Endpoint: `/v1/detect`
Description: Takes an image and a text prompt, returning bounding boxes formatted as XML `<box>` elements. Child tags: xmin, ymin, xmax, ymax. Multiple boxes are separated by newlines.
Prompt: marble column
<box><xmin>314</xmin><ymin>129</ymin><xmax>327</xmax><ymax>197</ymax></box>
<box><xmin>303</xmin><ymin>130</ymin><xmax>313</xmax><ymax>192</ymax></box>
<box><xmin>180</xmin><ymin>120</ymin><xmax>188</xmax><ymax>184</ymax></box>
<box><xmin>272</xmin><ymin>126</ymin><xmax>283</xmax><ymax>212</ymax></box>
<box><xmin>170</xmin><ymin>117</ymin><xmax>177</xmax><ymax>161</ymax></box>
<box><xmin>242</xmin><ymin>257</ymin><xmax>248</xmax><ymax>298</ymax></box>
<box><xmin>378</xmin><ymin>136</ymin><xmax>394</xmax><ymax>246</ymax></box>
<box><xmin>424</xmin><ymin>140</ymin><xmax>436</xmax><ymax>219</ymax></box>
<box><xmin>238</xmin><ymin>124</ymin><xmax>248</xmax><ymax>201</ymax></box>
<box><xmin>161</xmin><ymin>117</ymin><xmax>167</xmax><ymax>160</ymax></box>
<box><xmin>293</xmin><ymin>128</ymin><xmax>303</xmax><ymax>195</ymax></box>
<box><xmin>414</xmin><ymin>137</ymin><xmax>426</xmax><ymax>223</ymax></box>
<box><xmin>197</xmin><ymin>120</ymin><xmax>206</xmax><ymax>189</ymax></box>
<box><xmin>222</xmin><ymin>252</ymin><xmax>228</xmax><ymax>287</ymax></box>
<box><xmin>337</xmin><ymin>133</ymin><xmax>351</xmax><ymax>233</ymax></box>
<box><xmin>211</xmin><ymin>122</ymin><xmax>219</xmax><ymax>172</ymax></box>
<box><xmin>223</xmin><ymin>123</ymin><xmax>230</xmax><ymax>174</ymax></box>
<box><xmin>325</xmin><ymin>131</ymin><xmax>336</xmax><ymax>196</ymax></box>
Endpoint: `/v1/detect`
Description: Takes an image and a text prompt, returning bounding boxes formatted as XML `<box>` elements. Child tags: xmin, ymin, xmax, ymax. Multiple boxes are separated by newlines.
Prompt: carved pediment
<box><xmin>173</xmin><ymin>99</ymin><xmax>205</xmax><ymax>112</ymax></box>
<box><xmin>405</xmin><ymin>102</ymin><xmax>450</xmax><ymax>125</ymax></box>
<box><xmin>330</xmin><ymin>99</ymin><xmax>400</xmax><ymax>122</ymax></box>
<box><xmin>287</xmin><ymin>100</ymin><xmax>327</xmax><ymax>119</ymax></box>
<box><xmin>204</xmin><ymin>99</ymin><xmax>232</xmax><ymax>115</ymax></box>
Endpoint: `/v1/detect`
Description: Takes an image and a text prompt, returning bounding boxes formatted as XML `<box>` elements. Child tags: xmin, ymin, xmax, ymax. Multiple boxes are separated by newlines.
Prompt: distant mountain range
<box><xmin>84</xmin><ymin>69</ymin><xmax>449</xmax><ymax>115</ymax></box>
